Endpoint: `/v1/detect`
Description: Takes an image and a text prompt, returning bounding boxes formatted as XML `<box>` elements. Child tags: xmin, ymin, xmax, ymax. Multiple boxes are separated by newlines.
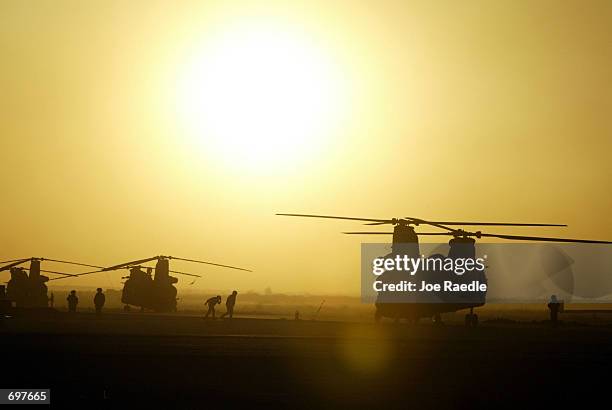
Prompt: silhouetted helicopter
<box><xmin>0</xmin><ymin>257</ymin><xmax>100</xmax><ymax>308</ymax></box>
<box><xmin>51</xmin><ymin>255</ymin><xmax>251</xmax><ymax>312</ymax></box>
<box><xmin>277</xmin><ymin>213</ymin><xmax>612</xmax><ymax>326</ymax></box>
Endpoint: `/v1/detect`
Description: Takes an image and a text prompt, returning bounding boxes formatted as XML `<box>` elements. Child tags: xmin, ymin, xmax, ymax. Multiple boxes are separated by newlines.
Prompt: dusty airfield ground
<box><xmin>2</xmin><ymin>309</ymin><xmax>612</xmax><ymax>408</ymax></box>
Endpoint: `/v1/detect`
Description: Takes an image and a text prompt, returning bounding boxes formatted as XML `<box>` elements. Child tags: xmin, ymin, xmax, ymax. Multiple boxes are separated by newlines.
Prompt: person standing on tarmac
<box><xmin>94</xmin><ymin>288</ymin><xmax>106</xmax><ymax>315</ymax></box>
<box><xmin>547</xmin><ymin>294</ymin><xmax>561</xmax><ymax>328</ymax></box>
<box><xmin>67</xmin><ymin>290</ymin><xmax>79</xmax><ymax>313</ymax></box>
<box><xmin>221</xmin><ymin>290</ymin><xmax>238</xmax><ymax>319</ymax></box>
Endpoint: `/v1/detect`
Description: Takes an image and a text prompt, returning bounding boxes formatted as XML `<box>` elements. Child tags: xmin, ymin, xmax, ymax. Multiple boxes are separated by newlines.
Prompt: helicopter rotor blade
<box><xmin>343</xmin><ymin>232</ymin><xmax>451</xmax><ymax>235</ymax></box>
<box><xmin>22</xmin><ymin>268</ymin><xmax>79</xmax><ymax>277</ymax></box>
<box><xmin>0</xmin><ymin>259</ymin><xmax>31</xmax><ymax>273</ymax></box>
<box><xmin>279</xmin><ymin>213</ymin><xmax>566</xmax><ymax>230</ymax></box>
<box><xmin>102</xmin><ymin>256</ymin><xmax>160</xmax><ymax>271</ymax></box>
<box><xmin>169</xmin><ymin>256</ymin><xmax>252</xmax><ymax>272</ymax></box>
<box><xmin>343</xmin><ymin>232</ymin><xmax>392</xmax><ymax>235</ymax></box>
<box><xmin>422</xmin><ymin>221</ymin><xmax>567</xmax><ymax>227</ymax></box>
<box><xmin>343</xmin><ymin>230</ymin><xmax>611</xmax><ymax>243</ymax></box>
<box><xmin>48</xmin><ymin>269</ymin><xmax>106</xmax><ymax>281</ymax></box>
<box><xmin>42</xmin><ymin>258</ymin><xmax>104</xmax><ymax>269</ymax></box>
<box><xmin>363</xmin><ymin>219</ymin><xmax>565</xmax><ymax>228</ymax></box>
<box><xmin>40</xmin><ymin>269</ymin><xmax>79</xmax><ymax>277</ymax></box>
<box><xmin>0</xmin><ymin>258</ymin><xmax>31</xmax><ymax>264</ymax></box>
<box><xmin>277</xmin><ymin>213</ymin><xmax>458</xmax><ymax>232</ymax></box>
<box><xmin>277</xmin><ymin>213</ymin><xmax>390</xmax><ymax>224</ymax></box>
<box><xmin>168</xmin><ymin>269</ymin><xmax>201</xmax><ymax>278</ymax></box>
<box><xmin>137</xmin><ymin>265</ymin><xmax>202</xmax><ymax>278</ymax></box>
<box><xmin>475</xmin><ymin>232</ymin><xmax>612</xmax><ymax>244</ymax></box>
<box><xmin>51</xmin><ymin>254</ymin><xmax>222</xmax><ymax>280</ymax></box>
<box><xmin>403</xmin><ymin>218</ymin><xmax>457</xmax><ymax>232</ymax></box>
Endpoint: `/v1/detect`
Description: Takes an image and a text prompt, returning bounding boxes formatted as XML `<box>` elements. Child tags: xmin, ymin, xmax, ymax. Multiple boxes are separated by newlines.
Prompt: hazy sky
<box><xmin>1</xmin><ymin>0</ymin><xmax>610</xmax><ymax>294</ymax></box>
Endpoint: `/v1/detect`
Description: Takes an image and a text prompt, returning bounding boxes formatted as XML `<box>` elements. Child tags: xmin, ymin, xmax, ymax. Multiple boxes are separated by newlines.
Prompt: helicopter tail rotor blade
<box><xmin>169</xmin><ymin>256</ymin><xmax>252</xmax><ymax>272</ymax></box>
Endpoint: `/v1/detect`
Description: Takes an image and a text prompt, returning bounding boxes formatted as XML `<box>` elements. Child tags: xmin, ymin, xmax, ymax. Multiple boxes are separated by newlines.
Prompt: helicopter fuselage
<box><xmin>374</xmin><ymin>226</ymin><xmax>487</xmax><ymax>322</ymax></box>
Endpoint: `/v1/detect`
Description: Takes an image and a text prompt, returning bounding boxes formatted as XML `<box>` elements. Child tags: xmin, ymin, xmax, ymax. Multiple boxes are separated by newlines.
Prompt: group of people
<box><xmin>204</xmin><ymin>290</ymin><xmax>238</xmax><ymax>319</ymax></box>
<box><xmin>65</xmin><ymin>288</ymin><xmax>240</xmax><ymax>319</ymax></box>
<box><xmin>65</xmin><ymin>289</ymin><xmax>559</xmax><ymax>325</ymax></box>
<box><xmin>66</xmin><ymin>288</ymin><xmax>106</xmax><ymax>314</ymax></box>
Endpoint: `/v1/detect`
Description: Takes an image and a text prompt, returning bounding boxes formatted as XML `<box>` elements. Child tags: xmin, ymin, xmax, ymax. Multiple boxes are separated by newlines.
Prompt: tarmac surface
<box><xmin>1</xmin><ymin>311</ymin><xmax>611</xmax><ymax>408</ymax></box>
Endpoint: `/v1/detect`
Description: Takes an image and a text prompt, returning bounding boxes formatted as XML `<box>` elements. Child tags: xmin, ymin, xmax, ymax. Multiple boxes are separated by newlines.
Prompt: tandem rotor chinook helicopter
<box><xmin>50</xmin><ymin>255</ymin><xmax>251</xmax><ymax>312</ymax></box>
<box><xmin>277</xmin><ymin>213</ymin><xmax>612</xmax><ymax>326</ymax></box>
<box><xmin>0</xmin><ymin>257</ymin><xmax>100</xmax><ymax>308</ymax></box>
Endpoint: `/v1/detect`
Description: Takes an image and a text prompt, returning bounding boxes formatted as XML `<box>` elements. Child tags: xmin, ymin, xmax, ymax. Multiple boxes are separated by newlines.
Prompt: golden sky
<box><xmin>1</xmin><ymin>0</ymin><xmax>610</xmax><ymax>294</ymax></box>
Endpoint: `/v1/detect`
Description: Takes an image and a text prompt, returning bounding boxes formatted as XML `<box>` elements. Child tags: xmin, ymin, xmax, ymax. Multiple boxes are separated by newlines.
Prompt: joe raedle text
<box><xmin>373</xmin><ymin>280</ymin><xmax>488</xmax><ymax>293</ymax></box>
<box><xmin>370</xmin><ymin>255</ymin><xmax>488</xmax><ymax>294</ymax></box>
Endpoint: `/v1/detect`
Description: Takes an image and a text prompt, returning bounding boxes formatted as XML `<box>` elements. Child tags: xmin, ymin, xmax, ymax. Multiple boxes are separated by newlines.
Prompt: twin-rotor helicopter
<box><xmin>3</xmin><ymin>214</ymin><xmax>610</xmax><ymax>323</ymax></box>
<box><xmin>1</xmin><ymin>255</ymin><xmax>251</xmax><ymax>312</ymax></box>
<box><xmin>277</xmin><ymin>213</ymin><xmax>612</xmax><ymax>325</ymax></box>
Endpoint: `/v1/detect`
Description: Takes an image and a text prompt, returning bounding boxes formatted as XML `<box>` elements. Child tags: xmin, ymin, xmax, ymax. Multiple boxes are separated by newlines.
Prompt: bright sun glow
<box><xmin>177</xmin><ymin>23</ymin><xmax>347</xmax><ymax>172</ymax></box>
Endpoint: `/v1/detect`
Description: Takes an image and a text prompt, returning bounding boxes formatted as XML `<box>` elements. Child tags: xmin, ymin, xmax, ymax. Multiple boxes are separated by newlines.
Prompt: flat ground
<box><xmin>1</xmin><ymin>311</ymin><xmax>611</xmax><ymax>408</ymax></box>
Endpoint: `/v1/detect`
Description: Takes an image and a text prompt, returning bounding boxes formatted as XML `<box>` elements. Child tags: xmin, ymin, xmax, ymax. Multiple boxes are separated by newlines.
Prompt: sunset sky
<box><xmin>1</xmin><ymin>0</ymin><xmax>610</xmax><ymax>294</ymax></box>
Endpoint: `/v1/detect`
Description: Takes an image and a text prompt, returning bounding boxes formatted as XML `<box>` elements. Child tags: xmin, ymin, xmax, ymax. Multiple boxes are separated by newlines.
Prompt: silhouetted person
<box><xmin>94</xmin><ymin>288</ymin><xmax>106</xmax><ymax>315</ymax></box>
<box><xmin>221</xmin><ymin>290</ymin><xmax>238</xmax><ymax>319</ymax></box>
<box><xmin>67</xmin><ymin>290</ymin><xmax>78</xmax><ymax>313</ymax></box>
<box><xmin>48</xmin><ymin>292</ymin><xmax>54</xmax><ymax>308</ymax></box>
<box><xmin>548</xmin><ymin>294</ymin><xmax>560</xmax><ymax>327</ymax></box>
<box><xmin>204</xmin><ymin>295</ymin><xmax>221</xmax><ymax>319</ymax></box>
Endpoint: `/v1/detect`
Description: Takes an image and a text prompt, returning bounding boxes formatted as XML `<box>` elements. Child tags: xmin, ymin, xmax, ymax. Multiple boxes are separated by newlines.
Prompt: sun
<box><xmin>176</xmin><ymin>23</ymin><xmax>346</xmax><ymax>172</ymax></box>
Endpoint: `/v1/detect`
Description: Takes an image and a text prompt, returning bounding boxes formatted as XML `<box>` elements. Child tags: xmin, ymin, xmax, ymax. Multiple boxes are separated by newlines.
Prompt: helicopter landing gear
<box><xmin>465</xmin><ymin>307</ymin><xmax>478</xmax><ymax>327</ymax></box>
